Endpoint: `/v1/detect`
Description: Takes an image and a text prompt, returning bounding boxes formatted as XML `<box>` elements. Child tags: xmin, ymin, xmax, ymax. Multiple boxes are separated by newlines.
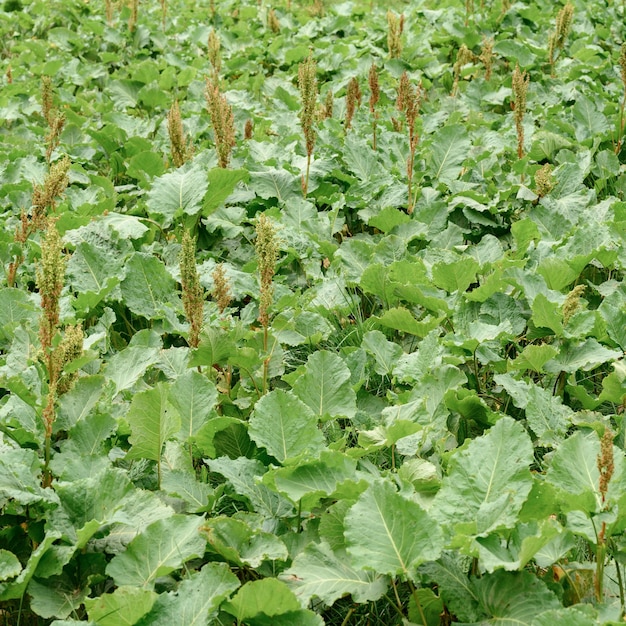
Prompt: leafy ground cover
<box><xmin>1</xmin><ymin>0</ymin><xmax>626</xmax><ymax>623</ymax></box>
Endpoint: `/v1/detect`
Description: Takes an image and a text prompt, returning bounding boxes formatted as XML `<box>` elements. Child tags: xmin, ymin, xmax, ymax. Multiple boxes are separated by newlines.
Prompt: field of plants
<box><xmin>1</xmin><ymin>0</ymin><xmax>626</xmax><ymax>623</ymax></box>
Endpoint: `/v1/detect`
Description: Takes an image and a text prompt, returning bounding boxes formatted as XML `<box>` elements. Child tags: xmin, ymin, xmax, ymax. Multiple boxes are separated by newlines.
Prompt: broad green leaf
<box><xmin>66</xmin><ymin>242</ymin><xmax>121</xmax><ymax>313</ymax></box>
<box><xmin>432</xmin><ymin>257</ymin><xmax>479</xmax><ymax>293</ymax></box>
<box><xmin>432</xmin><ymin>417</ymin><xmax>534</xmax><ymax>538</ymax></box>
<box><xmin>0</xmin><ymin>533</ymin><xmax>60</xmax><ymax>601</ymax></box>
<box><xmin>104</xmin><ymin>344</ymin><xmax>161</xmax><ymax>395</ymax></box>
<box><xmin>408</xmin><ymin>588</ymin><xmax>444</xmax><ymax>626</ymax></box>
<box><xmin>510</xmin><ymin>344</ymin><xmax>558</xmax><ymax>373</ymax></box>
<box><xmin>531</xmin><ymin>293</ymin><xmax>563</xmax><ymax>336</ymax></box>
<box><xmin>0</xmin><ymin>448</ymin><xmax>51</xmax><ymax>506</ymax></box>
<box><xmin>377</xmin><ymin>307</ymin><xmax>445</xmax><ymax>337</ymax></box>
<box><xmin>0</xmin><ymin>288</ymin><xmax>39</xmax><ymax>341</ymax></box>
<box><xmin>161</xmin><ymin>470</ymin><xmax>214</xmax><ymax>513</ymax></box>
<box><xmin>106</xmin><ymin>515</ymin><xmax>206</xmax><ymax>588</ymax></box>
<box><xmin>205</xmin><ymin>457</ymin><xmax>294</xmax><ymax>518</ymax></box>
<box><xmin>28</xmin><ymin>575</ymin><xmax>89</xmax><ymax>620</ymax></box>
<box><xmin>269</xmin><ymin>450</ymin><xmax>358</xmax><ymax>508</ymax></box>
<box><xmin>203</xmin><ymin>516</ymin><xmax>288</xmax><ymax>567</ymax></box>
<box><xmin>427</xmin><ymin>124</ymin><xmax>471</xmax><ymax>185</ymax></box>
<box><xmin>56</xmin><ymin>375</ymin><xmax>107</xmax><ymax>431</ymax></box>
<box><xmin>281</xmin><ymin>541</ymin><xmax>387</xmax><ymax>605</ymax></box>
<box><xmin>572</xmin><ymin>95</ymin><xmax>609</xmax><ymax>143</ymax></box>
<box><xmin>599</xmin><ymin>289</ymin><xmax>626</xmax><ymax>350</ymax></box>
<box><xmin>292</xmin><ymin>351</ymin><xmax>357</xmax><ymax>421</ymax></box>
<box><xmin>134</xmin><ymin>563</ymin><xmax>239</xmax><ymax>626</ymax></box>
<box><xmin>544</xmin><ymin>431</ymin><xmax>603</xmax><ymax>512</ymax></box>
<box><xmin>344</xmin><ymin>480</ymin><xmax>443</xmax><ymax>578</ymax></box>
<box><xmin>472</xmin><ymin>570</ymin><xmax>560</xmax><ymax>624</ymax></box>
<box><xmin>85</xmin><ymin>586</ymin><xmax>158</xmax><ymax>626</ymax></box>
<box><xmin>189</xmin><ymin>328</ymin><xmax>236</xmax><ymax>368</ymax></box>
<box><xmin>222</xmin><ymin>578</ymin><xmax>300</xmax><ymax>621</ymax></box>
<box><xmin>495</xmin><ymin>374</ymin><xmax>573</xmax><ymax>446</ymax></box>
<box><xmin>169</xmin><ymin>370</ymin><xmax>217</xmax><ymax>440</ymax></box>
<box><xmin>147</xmin><ymin>163</ymin><xmax>208</xmax><ymax>228</ymax></box>
<box><xmin>248</xmin><ymin>389</ymin><xmax>325</xmax><ymax>463</ymax></box>
<box><xmin>0</xmin><ymin>550</ymin><xmax>21</xmax><ymax>581</ymax></box>
<box><xmin>120</xmin><ymin>253</ymin><xmax>178</xmax><ymax>319</ymax></box>
<box><xmin>419</xmin><ymin>553</ymin><xmax>481</xmax><ymax>622</ymax></box>
<box><xmin>203</xmin><ymin>167</ymin><xmax>249</xmax><ymax>216</ymax></box>
<box><xmin>475</xmin><ymin>519</ymin><xmax>562</xmax><ymax>572</ymax></box>
<box><xmin>544</xmin><ymin>338</ymin><xmax>623</xmax><ymax>374</ymax></box>
<box><xmin>251</xmin><ymin>167</ymin><xmax>299</xmax><ymax>202</ymax></box>
<box><xmin>537</xmin><ymin>258</ymin><xmax>578</xmax><ymax>291</ymax></box>
<box><xmin>531</xmin><ymin>606</ymin><xmax>599</xmax><ymax>626</ymax></box>
<box><xmin>127</xmin><ymin>383</ymin><xmax>180</xmax><ymax>462</ymax></box>
<box><xmin>361</xmin><ymin>330</ymin><xmax>403</xmax><ymax>377</ymax></box>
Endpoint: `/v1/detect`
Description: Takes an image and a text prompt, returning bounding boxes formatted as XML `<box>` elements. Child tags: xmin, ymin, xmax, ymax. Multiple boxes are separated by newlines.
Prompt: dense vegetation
<box><xmin>1</xmin><ymin>0</ymin><xmax>626</xmax><ymax>623</ymax></box>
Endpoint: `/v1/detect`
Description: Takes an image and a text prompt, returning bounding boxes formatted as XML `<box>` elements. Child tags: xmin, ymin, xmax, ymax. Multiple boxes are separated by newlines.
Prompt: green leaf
<box><xmin>544</xmin><ymin>431</ymin><xmax>603</xmax><ymax>512</ymax></box>
<box><xmin>248</xmin><ymin>389</ymin><xmax>325</xmax><ymax>463</ymax></box>
<box><xmin>169</xmin><ymin>370</ymin><xmax>217</xmax><ymax>440</ymax></box>
<box><xmin>361</xmin><ymin>330</ymin><xmax>403</xmax><ymax>377</ymax></box>
<box><xmin>127</xmin><ymin>383</ymin><xmax>180</xmax><ymax>462</ymax></box>
<box><xmin>344</xmin><ymin>480</ymin><xmax>443</xmax><ymax>578</ymax></box>
<box><xmin>120</xmin><ymin>253</ymin><xmax>179</xmax><ymax>320</ymax></box>
<box><xmin>432</xmin><ymin>417</ymin><xmax>534</xmax><ymax>538</ymax></box>
<box><xmin>203</xmin><ymin>516</ymin><xmax>288</xmax><ymax>567</ymax></box>
<box><xmin>205</xmin><ymin>457</ymin><xmax>294</xmax><ymax>518</ymax></box>
<box><xmin>419</xmin><ymin>553</ymin><xmax>481</xmax><ymax>623</ymax></box>
<box><xmin>0</xmin><ymin>448</ymin><xmax>51</xmax><ymax>506</ymax></box>
<box><xmin>0</xmin><ymin>533</ymin><xmax>60</xmax><ymax>601</ymax></box>
<box><xmin>106</xmin><ymin>515</ymin><xmax>206</xmax><ymax>589</ymax></box>
<box><xmin>0</xmin><ymin>550</ymin><xmax>21</xmax><ymax>581</ymax></box>
<box><xmin>28</xmin><ymin>575</ymin><xmax>89</xmax><ymax>620</ymax></box>
<box><xmin>510</xmin><ymin>344</ymin><xmax>559</xmax><ymax>373</ymax></box>
<box><xmin>222</xmin><ymin>578</ymin><xmax>300</xmax><ymax>621</ymax></box>
<box><xmin>161</xmin><ymin>470</ymin><xmax>214</xmax><ymax>513</ymax></box>
<box><xmin>377</xmin><ymin>307</ymin><xmax>445</xmax><ymax>337</ymax></box>
<box><xmin>203</xmin><ymin>168</ymin><xmax>249</xmax><ymax>216</ymax></box>
<box><xmin>251</xmin><ymin>167</ymin><xmax>300</xmax><ymax>202</ymax></box>
<box><xmin>472</xmin><ymin>570</ymin><xmax>560</xmax><ymax>624</ymax></box>
<box><xmin>134</xmin><ymin>563</ymin><xmax>239</xmax><ymax>626</ymax></box>
<box><xmin>270</xmin><ymin>451</ymin><xmax>358</xmax><ymax>508</ymax></box>
<box><xmin>432</xmin><ymin>257</ymin><xmax>479</xmax><ymax>293</ymax></box>
<box><xmin>104</xmin><ymin>344</ymin><xmax>161</xmax><ymax>395</ymax></box>
<box><xmin>147</xmin><ymin>164</ymin><xmax>208</xmax><ymax>228</ymax></box>
<box><xmin>531</xmin><ymin>293</ymin><xmax>563</xmax><ymax>336</ymax></box>
<box><xmin>544</xmin><ymin>338</ymin><xmax>623</xmax><ymax>374</ymax></box>
<box><xmin>292</xmin><ymin>351</ymin><xmax>357</xmax><ymax>421</ymax></box>
<box><xmin>85</xmin><ymin>586</ymin><xmax>158</xmax><ymax>626</ymax></box>
<box><xmin>281</xmin><ymin>541</ymin><xmax>387</xmax><ymax>605</ymax></box>
<box><xmin>427</xmin><ymin>125</ymin><xmax>471</xmax><ymax>185</ymax></box>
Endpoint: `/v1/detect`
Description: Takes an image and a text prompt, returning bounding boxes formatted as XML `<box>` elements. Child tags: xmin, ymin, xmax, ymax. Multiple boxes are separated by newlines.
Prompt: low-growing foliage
<box><xmin>1</xmin><ymin>0</ymin><xmax>626</xmax><ymax>624</ymax></box>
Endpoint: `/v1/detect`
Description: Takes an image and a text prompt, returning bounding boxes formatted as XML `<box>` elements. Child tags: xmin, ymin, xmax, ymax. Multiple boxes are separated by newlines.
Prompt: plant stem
<box><xmin>408</xmin><ymin>580</ymin><xmax>428</xmax><ymax>626</ymax></box>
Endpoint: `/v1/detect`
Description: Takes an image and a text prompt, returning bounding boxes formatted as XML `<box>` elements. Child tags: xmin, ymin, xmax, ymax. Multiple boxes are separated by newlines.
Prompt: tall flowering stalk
<box><xmin>512</xmin><ymin>64</ymin><xmax>529</xmax><ymax>161</ymax></box>
<box><xmin>595</xmin><ymin>428</ymin><xmax>615</xmax><ymax>602</ymax></box>
<box><xmin>208</xmin><ymin>29</ymin><xmax>221</xmax><ymax>77</ymax></box>
<box><xmin>41</xmin><ymin>76</ymin><xmax>65</xmax><ymax>163</ymax></box>
<box><xmin>344</xmin><ymin>77</ymin><xmax>361</xmax><ymax>131</ymax></box>
<box><xmin>548</xmin><ymin>2</ymin><xmax>574</xmax><ymax>76</ymax></box>
<box><xmin>168</xmin><ymin>100</ymin><xmax>192</xmax><ymax>167</ymax></box>
<box><xmin>369</xmin><ymin>63</ymin><xmax>380</xmax><ymax>150</ymax></box>
<box><xmin>179</xmin><ymin>230</ymin><xmax>204</xmax><ymax>349</ymax></box>
<box><xmin>396</xmin><ymin>72</ymin><xmax>421</xmax><ymax>214</ymax></box>
<box><xmin>8</xmin><ymin>157</ymin><xmax>70</xmax><ymax>287</ymax></box>
<box><xmin>37</xmin><ymin>221</ymin><xmax>65</xmax><ymax>485</ymax></box>
<box><xmin>298</xmin><ymin>53</ymin><xmax>318</xmax><ymax>196</ymax></box>
<box><xmin>255</xmin><ymin>214</ymin><xmax>279</xmax><ymax>394</ymax></box>
<box><xmin>387</xmin><ymin>11</ymin><xmax>404</xmax><ymax>59</ymax></box>
<box><xmin>480</xmin><ymin>37</ymin><xmax>494</xmax><ymax>81</ymax></box>
<box><xmin>205</xmin><ymin>77</ymin><xmax>236</xmax><ymax>168</ymax></box>
<box><xmin>617</xmin><ymin>44</ymin><xmax>626</xmax><ymax>155</ymax></box>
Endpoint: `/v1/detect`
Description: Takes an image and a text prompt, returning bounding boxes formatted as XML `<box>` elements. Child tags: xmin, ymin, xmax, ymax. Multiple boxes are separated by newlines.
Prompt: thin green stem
<box><xmin>408</xmin><ymin>580</ymin><xmax>428</xmax><ymax>626</ymax></box>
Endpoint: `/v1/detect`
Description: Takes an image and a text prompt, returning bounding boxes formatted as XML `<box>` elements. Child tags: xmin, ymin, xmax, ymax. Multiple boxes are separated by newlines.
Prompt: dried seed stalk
<box><xmin>397</xmin><ymin>72</ymin><xmax>421</xmax><ymax>214</ymax></box>
<box><xmin>512</xmin><ymin>64</ymin><xmax>529</xmax><ymax>160</ymax></box>
<box><xmin>205</xmin><ymin>77</ymin><xmax>236</xmax><ymax>168</ymax></box>
<box><xmin>41</xmin><ymin>76</ymin><xmax>65</xmax><ymax>163</ymax></box>
<box><xmin>534</xmin><ymin>163</ymin><xmax>555</xmax><ymax>199</ymax></box>
<box><xmin>298</xmin><ymin>53</ymin><xmax>318</xmax><ymax>196</ymax></box>
<box><xmin>212</xmin><ymin>263</ymin><xmax>233</xmax><ymax>314</ymax></box>
<box><xmin>616</xmin><ymin>44</ymin><xmax>626</xmax><ymax>155</ymax></box>
<box><xmin>267</xmin><ymin>8</ymin><xmax>280</xmax><ymax>33</ymax></box>
<box><xmin>168</xmin><ymin>100</ymin><xmax>192</xmax><ymax>167</ymax></box>
<box><xmin>369</xmin><ymin>63</ymin><xmax>380</xmax><ymax>150</ymax></box>
<box><xmin>548</xmin><ymin>2</ymin><xmax>574</xmax><ymax>75</ymax></box>
<box><xmin>595</xmin><ymin>428</ymin><xmax>615</xmax><ymax>602</ymax></box>
<box><xmin>387</xmin><ymin>11</ymin><xmax>404</xmax><ymax>59</ymax></box>
<box><xmin>208</xmin><ymin>29</ymin><xmax>221</xmax><ymax>77</ymax></box>
<box><xmin>452</xmin><ymin>44</ymin><xmax>476</xmax><ymax>96</ymax></box>
<box><xmin>344</xmin><ymin>77</ymin><xmax>361</xmax><ymax>131</ymax></box>
<box><xmin>562</xmin><ymin>284</ymin><xmax>585</xmax><ymax>324</ymax></box>
<box><xmin>323</xmin><ymin>89</ymin><xmax>334</xmax><ymax>119</ymax></box>
<box><xmin>480</xmin><ymin>37</ymin><xmax>494</xmax><ymax>81</ymax></box>
<box><xmin>179</xmin><ymin>231</ymin><xmax>204</xmax><ymax>349</ymax></box>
